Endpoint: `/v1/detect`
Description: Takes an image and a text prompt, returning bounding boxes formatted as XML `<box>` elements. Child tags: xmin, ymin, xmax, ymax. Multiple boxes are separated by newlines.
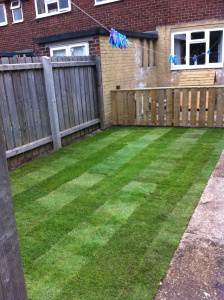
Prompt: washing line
<box><xmin>70</xmin><ymin>1</ymin><xmax>222</xmax><ymax>61</ymax></box>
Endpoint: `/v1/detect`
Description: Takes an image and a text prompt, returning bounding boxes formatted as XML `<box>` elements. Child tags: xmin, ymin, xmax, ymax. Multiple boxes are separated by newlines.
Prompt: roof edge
<box><xmin>34</xmin><ymin>27</ymin><xmax>158</xmax><ymax>44</ymax></box>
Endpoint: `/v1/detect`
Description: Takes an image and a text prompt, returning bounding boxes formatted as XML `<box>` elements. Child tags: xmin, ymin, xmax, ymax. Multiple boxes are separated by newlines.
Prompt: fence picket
<box><xmin>117</xmin><ymin>91</ymin><xmax>123</xmax><ymax>125</ymax></box>
<box><xmin>111</xmin><ymin>91</ymin><xmax>117</xmax><ymax>125</ymax></box>
<box><xmin>173</xmin><ymin>89</ymin><xmax>180</xmax><ymax>127</ymax></box>
<box><xmin>166</xmin><ymin>89</ymin><xmax>173</xmax><ymax>126</ymax></box>
<box><xmin>151</xmin><ymin>89</ymin><xmax>157</xmax><ymax>126</ymax></box>
<box><xmin>199</xmin><ymin>88</ymin><xmax>206</xmax><ymax>127</ymax></box>
<box><xmin>136</xmin><ymin>90</ymin><xmax>142</xmax><ymax>126</ymax></box>
<box><xmin>0</xmin><ymin>73</ymin><xmax>14</xmax><ymax>150</ymax></box>
<box><xmin>128</xmin><ymin>91</ymin><xmax>135</xmax><ymax>125</ymax></box>
<box><xmin>158</xmin><ymin>89</ymin><xmax>165</xmax><ymax>126</ymax></box>
<box><xmin>207</xmin><ymin>88</ymin><xmax>216</xmax><ymax>127</ymax></box>
<box><xmin>216</xmin><ymin>88</ymin><xmax>224</xmax><ymax>128</ymax></box>
<box><xmin>143</xmin><ymin>90</ymin><xmax>149</xmax><ymax>125</ymax></box>
<box><xmin>123</xmin><ymin>91</ymin><xmax>129</xmax><ymax>126</ymax></box>
<box><xmin>190</xmin><ymin>89</ymin><xmax>197</xmax><ymax>126</ymax></box>
<box><xmin>182</xmin><ymin>89</ymin><xmax>189</xmax><ymax>127</ymax></box>
<box><xmin>1</xmin><ymin>57</ymin><xmax>22</xmax><ymax>148</ymax></box>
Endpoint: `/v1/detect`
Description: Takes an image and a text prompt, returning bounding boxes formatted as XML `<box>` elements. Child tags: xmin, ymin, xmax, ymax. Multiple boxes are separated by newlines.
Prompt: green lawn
<box><xmin>10</xmin><ymin>127</ymin><xmax>224</xmax><ymax>300</ymax></box>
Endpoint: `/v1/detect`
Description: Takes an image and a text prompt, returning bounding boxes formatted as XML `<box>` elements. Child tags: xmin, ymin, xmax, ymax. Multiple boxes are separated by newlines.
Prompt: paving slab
<box><xmin>154</xmin><ymin>151</ymin><xmax>224</xmax><ymax>300</ymax></box>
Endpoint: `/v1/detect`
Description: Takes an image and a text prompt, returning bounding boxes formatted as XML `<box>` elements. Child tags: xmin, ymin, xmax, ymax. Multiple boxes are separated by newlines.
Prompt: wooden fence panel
<box><xmin>166</xmin><ymin>89</ymin><xmax>173</xmax><ymax>126</ymax></box>
<box><xmin>0</xmin><ymin>73</ymin><xmax>14</xmax><ymax>150</ymax></box>
<box><xmin>123</xmin><ymin>91</ymin><xmax>129</xmax><ymax>126</ymax></box>
<box><xmin>151</xmin><ymin>89</ymin><xmax>157</xmax><ymax>126</ymax></box>
<box><xmin>182</xmin><ymin>89</ymin><xmax>189</xmax><ymax>127</ymax></box>
<box><xmin>207</xmin><ymin>88</ymin><xmax>216</xmax><ymax>127</ymax></box>
<box><xmin>136</xmin><ymin>90</ymin><xmax>142</xmax><ymax>126</ymax></box>
<box><xmin>117</xmin><ymin>91</ymin><xmax>124</xmax><ymax>125</ymax></box>
<box><xmin>199</xmin><ymin>88</ymin><xmax>206</xmax><ymax>127</ymax></box>
<box><xmin>111</xmin><ymin>91</ymin><xmax>117</xmax><ymax>125</ymax></box>
<box><xmin>143</xmin><ymin>90</ymin><xmax>149</xmax><ymax>126</ymax></box>
<box><xmin>1</xmin><ymin>58</ymin><xmax>22</xmax><ymax>148</ymax></box>
<box><xmin>158</xmin><ymin>89</ymin><xmax>165</xmax><ymax>126</ymax></box>
<box><xmin>173</xmin><ymin>89</ymin><xmax>180</xmax><ymax>127</ymax></box>
<box><xmin>216</xmin><ymin>88</ymin><xmax>224</xmax><ymax>128</ymax></box>
<box><xmin>33</xmin><ymin>57</ymin><xmax>51</xmax><ymax>137</ymax></box>
<box><xmin>190</xmin><ymin>88</ymin><xmax>197</xmax><ymax>126</ymax></box>
<box><xmin>128</xmin><ymin>91</ymin><xmax>135</xmax><ymax>125</ymax></box>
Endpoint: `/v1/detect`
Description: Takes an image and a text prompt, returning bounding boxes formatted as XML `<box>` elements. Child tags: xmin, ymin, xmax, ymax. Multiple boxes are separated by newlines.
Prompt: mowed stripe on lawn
<box><xmin>11</xmin><ymin>128</ymin><xmax>224</xmax><ymax>300</ymax></box>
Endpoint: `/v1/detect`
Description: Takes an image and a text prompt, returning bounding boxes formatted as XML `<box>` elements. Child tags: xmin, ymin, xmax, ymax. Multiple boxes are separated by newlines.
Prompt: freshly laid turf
<box><xmin>10</xmin><ymin>127</ymin><xmax>224</xmax><ymax>300</ymax></box>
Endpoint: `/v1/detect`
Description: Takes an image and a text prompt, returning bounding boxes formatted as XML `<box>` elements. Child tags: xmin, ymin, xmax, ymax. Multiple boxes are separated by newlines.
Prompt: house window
<box><xmin>50</xmin><ymin>43</ymin><xmax>89</xmax><ymax>57</ymax></box>
<box><xmin>95</xmin><ymin>0</ymin><xmax>121</xmax><ymax>6</ymax></box>
<box><xmin>35</xmin><ymin>0</ymin><xmax>70</xmax><ymax>18</ymax></box>
<box><xmin>0</xmin><ymin>4</ymin><xmax>7</xmax><ymax>26</ymax></box>
<box><xmin>171</xmin><ymin>28</ymin><xmax>224</xmax><ymax>69</ymax></box>
<box><xmin>11</xmin><ymin>1</ymin><xmax>23</xmax><ymax>23</ymax></box>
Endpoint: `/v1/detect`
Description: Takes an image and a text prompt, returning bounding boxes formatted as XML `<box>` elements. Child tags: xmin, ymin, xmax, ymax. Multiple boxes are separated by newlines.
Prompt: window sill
<box><xmin>12</xmin><ymin>20</ymin><xmax>23</xmax><ymax>24</ymax></box>
<box><xmin>94</xmin><ymin>0</ymin><xmax>122</xmax><ymax>6</ymax></box>
<box><xmin>0</xmin><ymin>22</ymin><xmax>7</xmax><ymax>27</ymax></box>
<box><xmin>35</xmin><ymin>8</ymin><xmax>71</xmax><ymax>19</ymax></box>
<box><xmin>171</xmin><ymin>64</ymin><xmax>223</xmax><ymax>71</ymax></box>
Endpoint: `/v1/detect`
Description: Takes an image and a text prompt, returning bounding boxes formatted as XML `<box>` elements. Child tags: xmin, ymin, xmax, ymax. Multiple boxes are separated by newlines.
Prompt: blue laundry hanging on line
<box><xmin>168</xmin><ymin>54</ymin><xmax>172</xmax><ymax>63</ymax></box>
<box><xmin>109</xmin><ymin>29</ymin><xmax>131</xmax><ymax>49</ymax></box>
<box><xmin>172</xmin><ymin>55</ymin><xmax>178</xmax><ymax>64</ymax></box>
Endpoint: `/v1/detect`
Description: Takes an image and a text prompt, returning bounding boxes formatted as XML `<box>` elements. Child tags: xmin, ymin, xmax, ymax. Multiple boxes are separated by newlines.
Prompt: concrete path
<box><xmin>155</xmin><ymin>152</ymin><xmax>224</xmax><ymax>300</ymax></box>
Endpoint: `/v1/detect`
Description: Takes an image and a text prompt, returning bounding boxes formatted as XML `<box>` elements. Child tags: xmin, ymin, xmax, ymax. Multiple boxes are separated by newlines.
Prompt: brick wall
<box><xmin>0</xmin><ymin>0</ymin><xmax>223</xmax><ymax>52</ymax></box>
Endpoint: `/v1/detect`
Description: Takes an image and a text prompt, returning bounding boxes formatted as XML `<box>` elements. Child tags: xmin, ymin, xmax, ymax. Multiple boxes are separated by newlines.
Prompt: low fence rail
<box><xmin>111</xmin><ymin>86</ymin><xmax>224</xmax><ymax>128</ymax></box>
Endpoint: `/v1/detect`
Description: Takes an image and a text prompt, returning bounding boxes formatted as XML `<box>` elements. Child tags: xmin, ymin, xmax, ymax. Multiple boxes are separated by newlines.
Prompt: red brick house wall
<box><xmin>0</xmin><ymin>0</ymin><xmax>223</xmax><ymax>52</ymax></box>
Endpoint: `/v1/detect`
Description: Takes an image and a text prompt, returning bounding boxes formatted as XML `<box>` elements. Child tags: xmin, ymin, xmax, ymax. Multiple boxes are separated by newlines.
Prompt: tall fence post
<box><xmin>95</xmin><ymin>56</ymin><xmax>105</xmax><ymax>129</ymax></box>
<box><xmin>42</xmin><ymin>56</ymin><xmax>62</xmax><ymax>150</ymax></box>
<box><xmin>0</xmin><ymin>125</ymin><xmax>28</xmax><ymax>300</ymax></box>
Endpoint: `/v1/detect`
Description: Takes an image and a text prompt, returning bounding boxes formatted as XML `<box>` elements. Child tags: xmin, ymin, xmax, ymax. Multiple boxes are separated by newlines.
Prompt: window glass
<box><xmin>209</xmin><ymin>31</ymin><xmax>223</xmax><ymax>63</ymax></box>
<box><xmin>47</xmin><ymin>2</ymin><xmax>58</xmax><ymax>13</ymax></box>
<box><xmin>52</xmin><ymin>49</ymin><xmax>66</xmax><ymax>56</ymax></box>
<box><xmin>59</xmin><ymin>0</ymin><xmax>68</xmax><ymax>9</ymax></box>
<box><xmin>70</xmin><ymin>46</ymin><xmax>86</xmax><ymax>56</ymax></box>
<box><xmin>174</xmin><ymin>34</ymin><xmax>186</xmax><ymax>65</ymax></box>
<box><xmin>0</xmin><ymin>5</ymin><xmax>6</xmax><ymax>24</ymax></box>
<box><xmin>191</xmin><ymin>32</ymin><xmax>205</xmax><ymax>40</ymax></box>
<box><xmin>37</xmin><ymin>0</ymin><xmax>46</xmax><ymax>14</ymax></box>
<box><xmin>190</xmin><ymin>43</ymin><xmax>206</xmax><ymax>65</ymax></box>
<box><xmin>11</xmin><ymin>1</ymin><xmax>20</xmax><ymax>8</ymax></box>
<box><xmin>13</xmin><ymin>8</ymin><xmax>22</xmax><ymax>21</ymax></box>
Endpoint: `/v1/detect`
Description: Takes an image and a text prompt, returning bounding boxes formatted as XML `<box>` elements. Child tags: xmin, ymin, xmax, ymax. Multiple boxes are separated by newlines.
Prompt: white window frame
<box><xmin>0</xmin><ymin>4</ymin><xmax>7</xmax><ymax>26</ymax></box>
<box><xmin>50</xmin><ymin>43</ymin><xmax>89</xmax><ymax>57</ymax></box>
<box><xmin>94</xmin><ymin>0</ymin><xmax>122</xmax><ymax>6</ymax></box>
<box><xmin>34</xmin><ymin>0</ymin><xmax>71</xmax><ymax>19</ymax></box>
<box><xmin>171</xmin><ymin>28</ymin><xmax>224</xmax><ymax>70</ymax></box>
<box><xmin>11</xmin><ymin>1</ymin><xmax>23</xmax><ymax>24</ymax></box>
<box><xmin>11</xmin><ymin>0</ymin><xmax>20</xmax><ymax>9</ymax></box>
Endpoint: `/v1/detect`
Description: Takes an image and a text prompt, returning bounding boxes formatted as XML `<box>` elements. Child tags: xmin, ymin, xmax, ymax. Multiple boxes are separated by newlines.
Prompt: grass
<box><xmin>10</xmin><ymin>127</ymin><xmax>224</xmax><ymax>300</ymax></box>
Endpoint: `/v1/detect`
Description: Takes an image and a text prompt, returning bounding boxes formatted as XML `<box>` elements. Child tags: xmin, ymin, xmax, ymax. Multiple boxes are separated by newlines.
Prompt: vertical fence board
<box><xmin>190</xmin><ymin>88</ymin><xmax>197</xmax><ymax>126</ymax></box>
<box><xmin>111</xmin><ymin>91</ymin><xmax>117</xmax><ymax>125</ymax></box>
<box><xmin>143</xmin><ymin>90</ymin><xmax>149</xmax><ymax>126</ymax></box>
<box><xmin>216</xmin><ymin>88</ymin><xmax>224</xmax><ymax>128</ymax></box>
<box><xmin>68</xmin><ymin>57</ymin><xmax>79</xmax><ymax>126</ymax></box>
<box><xmin>128</xmin><ymin>91</ymin><xmax>135</xmax><ymax>125</ymax></box>
<box><xmin>18</xmin><ymin>57</ymin><xmax>36</xmax><ymax>142</ymax></box>
<box><xmin>166</xmin><ymin>89</ymin><xmax>173</xmax><ymax>126</ymax></box>
<box><xmin>86</xmin><ymin>57</ymin><xmax>95</xmax><ymax>121</ymax></box>
<box><xmin>158</xmin><ymin>89</ymin><xmax>165</xmax><ymax>126</ymax></box>
<box><xmin>182</xmin><ymin>89</ymin><xmax>189</xmax><ymax>127</ymax></box>
<box><xmin>136</xmin><ymin>90</ymin><xmax>142</xmax><ymax>126</ymax></box>
<box><xmin>199</xmin><ymin>88</ymin><xmax>206</xmax><ymax>127</ymax></box>
<box><xmin>117</xmin><ymin>91</ymin><xmax>123</xmax><ymax>125</ymax></box>
<box><xmin>123</xmin><ymin>91</ymin><xmax>129</xmax><ymax>126</ymax></box>
<box><xmin>33</xmin><ymin>57</ymin><xmax>51</xmax><ymax>137</ymax></box>
<box><xmin>1</xmin><ymin>58</ymin><xmax>22</xmax><ymax>148</ymax></box>
<box><xmin>207</xmin><ymin>88</ymin><xmax>216</xmax><ymax>127</ymax></box>
<box><xmin>151</xmin><ymin>89</ymin><xmax>157</xmax><ymax>126</ymax></box>
<box><xmin>173</xmin><ymin>89</ymin><xmax>180</xmax><ymax>127</ymax></box>
<box><xmin>74</xmin><ymin>57</ymin><xmax>83</xmax><ymax>126</ymax></box>
<box><xmin>0</xmin><ymin>74</ymin><xmax>14</xmax><ymax>150</ymax></box>
<box><xmin>26</xmin><ymin>57</ymin><xmax>43</xmax><ymax>140</ymax></box>
<box><xmin>9</xmin><ymin>57</ymin><xmax>29</xmax><ymax>146</ymax></box>
<box><xmin>57</xmin><ymin>57</ymin><xmax>70</xmax><ymax>129</ymax></box>
<box><xmin>83</xmin><ymin>57</ymin><xmax>92</xmax><ymax>123</ymax></box>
